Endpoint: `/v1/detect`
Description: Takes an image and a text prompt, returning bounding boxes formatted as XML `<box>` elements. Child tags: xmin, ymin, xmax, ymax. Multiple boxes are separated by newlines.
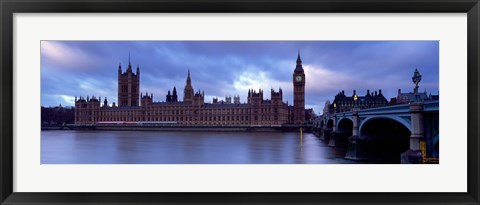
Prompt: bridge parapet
<box><xmin>332</xmin><ymin>100</ymin><xmax>438</xmax><ymax>117</ymax></box>
<box><xmin>423</xmin><ymin>100</ymin><xmax>439</xmax><ymax>112</ymax></box>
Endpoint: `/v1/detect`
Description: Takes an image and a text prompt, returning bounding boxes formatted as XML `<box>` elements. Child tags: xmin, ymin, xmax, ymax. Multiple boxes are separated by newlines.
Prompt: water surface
<box><xmin>41</xmin><ymin>130</ymin><xmax>355</xmax><ymax>164</ymax></box>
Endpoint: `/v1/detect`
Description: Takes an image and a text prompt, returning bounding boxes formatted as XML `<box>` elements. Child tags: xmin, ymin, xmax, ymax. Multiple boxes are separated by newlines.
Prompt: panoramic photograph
<box><xmin>41</xmin><ymin>41</ymin><xmax>439</xmax><ymax>164</ymax></box>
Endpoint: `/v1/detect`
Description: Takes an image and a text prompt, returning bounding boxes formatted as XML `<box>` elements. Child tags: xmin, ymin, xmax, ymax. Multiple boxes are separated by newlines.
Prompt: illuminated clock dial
<box><xmin>295</xmin><ymin>75</ymin><xmax>302</xmax><ymax>82</ymax></box>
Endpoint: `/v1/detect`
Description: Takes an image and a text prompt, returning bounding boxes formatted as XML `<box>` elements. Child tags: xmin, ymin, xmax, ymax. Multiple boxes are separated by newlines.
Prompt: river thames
<box><xmin>41</xmin><ymin>130</ymin><xmax>358</xmax><ymax>164</ymax></box>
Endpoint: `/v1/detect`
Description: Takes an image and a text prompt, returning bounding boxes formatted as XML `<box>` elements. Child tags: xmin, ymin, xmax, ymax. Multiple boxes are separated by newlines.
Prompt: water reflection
<box><xmin>41</xmin><ymin>130</ymin><xmax>355</xmax><ymax>164</ymax></box>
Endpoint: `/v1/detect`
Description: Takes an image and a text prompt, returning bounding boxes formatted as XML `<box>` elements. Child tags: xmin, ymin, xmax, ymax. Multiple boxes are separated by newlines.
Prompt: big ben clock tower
<box><xmin>293</xmin><ymin>51</ymin><xmax>305</xmax><ymax>125</ymax></box>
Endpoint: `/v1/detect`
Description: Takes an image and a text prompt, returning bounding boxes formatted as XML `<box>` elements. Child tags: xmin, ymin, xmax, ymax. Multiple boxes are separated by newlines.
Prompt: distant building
<box><xmin>74</xmin><ymin>53</ymin><xmax>310</xmax><ymax>126</ymax></box>
<box><xmin>329</xmin><ymin>89</ymin><xmax>389</xmax><ymax>113</ymax></box>
<box><xmin>395</xmin><ymin>89</ymin><xmax>439</xmax><ymax>104</ymax></box>
<box><xmin>389</xmin><ymin>97</ymin><xmax>397</xmax><ymax>105</ymax></box>
<box><xmin>41</xmin><ymin>105</ymin><xmax>75</xmax><ymax>125</ymax></box>
<box><xmin>322</xmin><ymin>100</ymin><xmax>331</xmax><ymax>115</ymax></box>
<box><xmin>305</xmin><ymin>108</ymin><xmax>316</xmax><ymax>123</ymax></box>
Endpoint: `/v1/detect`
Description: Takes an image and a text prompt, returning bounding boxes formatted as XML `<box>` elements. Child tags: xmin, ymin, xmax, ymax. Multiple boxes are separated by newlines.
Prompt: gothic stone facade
<box><xmin>75</xmin><ymin>53</ymin><xmax>306</xmax><ymax>126</ymax></box>
<box><xmin>328</xmin><ymin>89</ymin><xmax>389</xmax><ymax>114</ymax></box>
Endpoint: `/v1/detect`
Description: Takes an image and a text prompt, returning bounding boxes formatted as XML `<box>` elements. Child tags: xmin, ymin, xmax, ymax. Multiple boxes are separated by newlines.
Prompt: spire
<box><xmin>186</xmin><ymin>68</ymin><xmax>191</xmax><ymax>85</ymax></box>
<box><xmin>127</xmin><ymin>52</ymin><xmax>132</xmax><ymax>72</ymax></box>
<box><xmin>294</xmin><ymin>50</ymin><xmax>304</xmax><ymax>72</ymax></box>
<box><xmin>297</xmin><ymin>50</ymin><xmax>302</xmax><ymax>63</ymax></box>
<box><xmin>172</xmin><ymin>86</ymin><xmax>177</xmax><ymax>102</ymax></box>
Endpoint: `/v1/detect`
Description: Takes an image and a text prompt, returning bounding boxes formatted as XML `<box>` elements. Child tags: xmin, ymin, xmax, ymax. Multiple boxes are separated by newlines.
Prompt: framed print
<box><xmin>1</xmin><ymin>0</ymin><xmax>479</xmax><ymax>204</ymax></box>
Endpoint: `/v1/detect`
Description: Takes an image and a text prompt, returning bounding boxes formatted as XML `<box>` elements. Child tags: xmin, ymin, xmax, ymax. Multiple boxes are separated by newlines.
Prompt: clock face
<box><xmin>295</xmin><ymin>75</ymin><xmax>302</xmax><ymax>82</ymax></box>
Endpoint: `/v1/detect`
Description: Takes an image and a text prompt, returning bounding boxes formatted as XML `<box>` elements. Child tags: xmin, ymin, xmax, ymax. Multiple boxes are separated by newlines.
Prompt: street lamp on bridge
<box><xmin>412</xmin><ymin>68</ymin><xmax>422</xmax><ymax>102</ymax></box>
<box><xmin>353</xmin><ymin>94</ymin><xmax>358</xmax><ymax>111</ymax></box>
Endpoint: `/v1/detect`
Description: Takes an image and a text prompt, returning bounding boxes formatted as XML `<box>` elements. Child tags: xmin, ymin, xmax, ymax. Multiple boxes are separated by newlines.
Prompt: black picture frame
<box><xmin>1</xmin><ymin>0</ymin><xmax>479</xmax><ymax>204</ymax></box>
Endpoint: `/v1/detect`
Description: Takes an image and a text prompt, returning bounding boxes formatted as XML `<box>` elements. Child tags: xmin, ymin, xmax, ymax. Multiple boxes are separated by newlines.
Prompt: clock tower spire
<box><xmin>293</xmin><ymin>50</ymin><xmax>305</xmax><ymax>125</ymax></box>
<box><xmin>296</xmin><ymin>50</ymin><xmax>302</xmax><ymax>68</ymax></box>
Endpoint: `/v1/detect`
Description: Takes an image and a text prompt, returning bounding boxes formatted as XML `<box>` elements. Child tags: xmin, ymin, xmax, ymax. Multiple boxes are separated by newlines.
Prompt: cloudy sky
<box><xmin>41</xmin><ymin>41</ymin><xmax>439</xmax><ymax>114</ymax></box>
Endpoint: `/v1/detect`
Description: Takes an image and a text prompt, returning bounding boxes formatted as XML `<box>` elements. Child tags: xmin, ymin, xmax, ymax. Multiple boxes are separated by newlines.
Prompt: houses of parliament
<box><xmin>74</xmin><ymin>53</ymin><xmax>307</xmax><ymax>126</ymax></box>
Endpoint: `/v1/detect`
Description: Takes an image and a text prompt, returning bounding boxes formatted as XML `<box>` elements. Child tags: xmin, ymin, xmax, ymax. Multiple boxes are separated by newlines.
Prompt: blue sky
<box><xmin>41</xmin><ymin>41</ymin><xmax>439</xmax><ymax>114</ymax></box>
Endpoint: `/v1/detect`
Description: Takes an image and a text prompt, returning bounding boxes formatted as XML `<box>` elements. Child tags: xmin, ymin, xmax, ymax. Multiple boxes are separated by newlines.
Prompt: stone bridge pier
<box><xmin>311</xmin><ymin>120</ymin><xmax>324</xmax><ymax>139</ymax></box>
<box><xmin>321</xmin><ymin>128</ymin><xmax>330</xmax><ymax>140</ymax></box>
<box><xmin>327</xmin><ymin>118</ymin><xmax>340</xmax><ymax>146</ymax></box>
<box><xmin>345</xmin><ymin>110</ymin><xmax>369</xmax><ymax>160</ymax></box>
<box><xmin>328</xmin><ymin>116</ymin><xmax>351</xmax><ymax>147</ymax></box>
<box><xmin>313</xmin><ymin>118</ymin><xmax>333</xmax><ymax>140</ymax></box>
<box><xmin>400</xmin><ymin>102</ymin><xmax>425</xmax><ymax>164</ymax></box>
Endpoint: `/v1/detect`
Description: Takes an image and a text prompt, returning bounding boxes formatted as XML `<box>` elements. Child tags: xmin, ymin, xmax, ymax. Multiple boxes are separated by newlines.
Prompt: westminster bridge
<box><xmin>312</xmin><ymin>100</ymin><xmax>439</xmax><ymax>164</ymax></box>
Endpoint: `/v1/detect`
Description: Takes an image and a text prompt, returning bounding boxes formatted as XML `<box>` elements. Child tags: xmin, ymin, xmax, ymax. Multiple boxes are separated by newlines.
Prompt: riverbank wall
<box><xmin>41</xmin><ymin>126</ymin><xmax>71</xmax><ymax>131</ymax></box>
<box><xmin>68</xmin><ymin>125</ymin><xmax>312</xmax><ymax>132</ymax></box>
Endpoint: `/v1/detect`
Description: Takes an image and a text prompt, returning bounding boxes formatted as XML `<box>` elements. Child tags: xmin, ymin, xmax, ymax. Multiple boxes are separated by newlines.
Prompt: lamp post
<box><xmin>353</xmin><ymin>94</ymin><xmax>358</xmax><ymax>111</ymax></box>
<box><xmin>346</xmin><ymin>94</ymin><xmax>363</xmax><ymax>160</ymax></box>
<box><xmin>328</xmin><ymin>102</ymin><xmax>338</xmax><ymax>147</ymax></box>
<box><xmin>401</xmin><ymin>68</ymin><xmax>425</xmax><ymax>163</ymax></box>
<box><xmin>333</xmin><ymin>102</ymin><xmax>337</xmax><ymax>132</ymax></box>
<box><xmin>352</xmin><ymin>94</ymin><xmax>359</xmax><ymax>137</ymax></box>
<box><xmin>352</xmin><ymin>93</ymin><xmax>360</xmax><ymax>140</ymax></box>
<box><xmin>412</xmin><ymin>68</ymin><xmax>422</xmax><ymax>102</ymax></box>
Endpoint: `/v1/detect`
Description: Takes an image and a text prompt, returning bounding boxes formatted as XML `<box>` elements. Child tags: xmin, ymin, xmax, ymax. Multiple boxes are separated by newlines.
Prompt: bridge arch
<box><xmin>359</xmin><ymin>116</ymin><xmax>412</xmax><ymax>135</ymax></box>
<box><xmin>335</xmin><ymin>118</ymin><xmax>354</xmax><ymax>146</ymax></box>
<box><xmin>326</xmin><ymin>119</ymin><xmax>334</xmax><ymax>131</ymax></box>
<box><xmin>336</xmin><ymin>117</ymin><xmax>353</xmax><ymax>132</ymax></box>
<box><xmin>359</xmin><ymin>116</ymin><xmax>411</xmax><ymax>163</ymax></box>
<box><xmin>337</xmin><ymin>118</ymin><xmax>353</xmax><ymax>133</ymax></box>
